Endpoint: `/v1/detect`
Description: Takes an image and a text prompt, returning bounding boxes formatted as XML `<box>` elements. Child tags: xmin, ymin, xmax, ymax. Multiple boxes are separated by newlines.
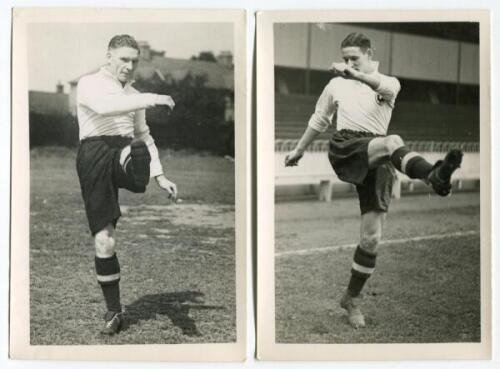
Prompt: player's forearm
<box><xmin>133</xmin><ymin>108</ymin><xmax>164</xmax><ymax>177</ymax></box>
<box><xmin>295</xmin><ymin>126</ymin><xmax>321</xmax><ymax>153</ymax></box>
<box><xmin>147</xmin><ymin>145</ymin><xmax>164</xmax><ymax>177</ymax></box>
<box><xmin>350</xmin><ymin>70</ymin><xmax>381</xmax><ymax>91</ymax></box>
<box><xmin>83</xmin><ymin>93</ymin><xmax>160</xmax><ymax>116</ymax></box>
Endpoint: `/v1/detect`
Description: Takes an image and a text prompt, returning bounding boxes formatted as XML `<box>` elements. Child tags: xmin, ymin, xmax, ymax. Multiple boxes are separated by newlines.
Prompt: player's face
<box><xmin>107</xmin><ymin>46</ymin><xmax>140</xmax><ymax>83</ymax></box>
<box><xmin>341</xmin><ymin>46</ymin><xmax>372</xmax><ymax>73</ymax></box>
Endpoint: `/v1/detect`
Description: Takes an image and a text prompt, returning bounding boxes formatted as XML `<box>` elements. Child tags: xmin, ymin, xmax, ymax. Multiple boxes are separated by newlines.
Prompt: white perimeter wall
<box><xmin>275</xmin><ymin>151</ymin><xmax>480</xmax><ymax>185</ymax></box>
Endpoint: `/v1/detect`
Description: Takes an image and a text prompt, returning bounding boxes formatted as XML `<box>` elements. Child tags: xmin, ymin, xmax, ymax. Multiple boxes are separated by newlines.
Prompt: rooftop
<box><xmin>70</xmin><ymin>52</ymin><xmax>234</xmax><ymax>90</ymax></box>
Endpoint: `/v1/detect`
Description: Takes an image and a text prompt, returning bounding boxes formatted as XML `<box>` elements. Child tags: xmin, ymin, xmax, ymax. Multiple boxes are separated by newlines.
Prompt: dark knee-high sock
<box><xmin>391</xmin><ymin>147</ymin><xmax>433</xmax><ymax>180</ymax></box>
<box><xmin>347</xmin><ymin>245</ymin><xmax>377</xmax><ymax>297</ymax></box>
<box><xmin>95</xmin><ymin>254</ymin><xmax>121</xmax><ymax>313</ymax></box>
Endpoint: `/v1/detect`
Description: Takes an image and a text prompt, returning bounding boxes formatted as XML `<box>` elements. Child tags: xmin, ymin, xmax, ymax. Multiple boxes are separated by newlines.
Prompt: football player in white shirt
<box><xmin>76</xmin><ymin>34</ymin><xmax>177</xmax><ymax>335</ymax></box>
<box><xmin>285</xmin><ymin>32</ymin><xmax>463</xmax><ymax>328</ymax></box>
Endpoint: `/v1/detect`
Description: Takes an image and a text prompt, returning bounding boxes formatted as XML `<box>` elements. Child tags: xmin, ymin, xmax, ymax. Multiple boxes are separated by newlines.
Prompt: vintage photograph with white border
<box><xmin>10</xmin><ymin>7</ymin><xmax>247</xmax><ymax>361</ymax></box>
<box><xmin>257</xmin><ymin>9</ymin><xmax>490</xmax><ymax>360</ymax></box>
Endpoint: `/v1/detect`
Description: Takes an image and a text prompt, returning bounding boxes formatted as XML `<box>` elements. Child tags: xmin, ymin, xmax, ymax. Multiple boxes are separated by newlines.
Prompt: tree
<box><xmin>134</xmin><ymin>72</ymin><xmax>233</xmax><ymax>154</ymax></box>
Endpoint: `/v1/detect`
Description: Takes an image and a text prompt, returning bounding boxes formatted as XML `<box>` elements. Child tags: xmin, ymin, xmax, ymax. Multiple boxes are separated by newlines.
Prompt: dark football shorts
<box><xmin>328</xmin><ymin>129</ymin><xmax>396</xmax><ymax>214</ymax></box>
<box><xmin>76</xmin><ymin>135</ymin><xmax>147</xmax><ymax>236</ymax></box>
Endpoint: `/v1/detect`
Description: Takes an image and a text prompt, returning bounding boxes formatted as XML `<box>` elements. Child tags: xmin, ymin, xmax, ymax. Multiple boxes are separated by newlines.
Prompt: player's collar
<box><xmin>100</xmin><ymin>67</ymin><xmax>135</xmax><ymax>87</ymax></box>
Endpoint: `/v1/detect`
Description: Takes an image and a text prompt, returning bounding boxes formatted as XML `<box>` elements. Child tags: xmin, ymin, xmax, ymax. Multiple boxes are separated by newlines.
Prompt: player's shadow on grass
<box><xmin>124</xmin><ymin>291</ymin><xmax>224</xmax><ymax>336</ymax></box>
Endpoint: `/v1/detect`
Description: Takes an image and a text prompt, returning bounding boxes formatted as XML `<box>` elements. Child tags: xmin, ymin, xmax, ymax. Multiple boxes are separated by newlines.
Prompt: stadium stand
<box><xmin>275</xmin><ymin>93</ymin><xmax>478</xmax><ymax>142</ymax></box>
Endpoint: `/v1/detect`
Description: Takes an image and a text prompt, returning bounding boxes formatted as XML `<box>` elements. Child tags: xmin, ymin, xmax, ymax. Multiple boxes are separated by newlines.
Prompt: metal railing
<box><xmin>275</xmin><ymin>139</ymin><xmax>479</xmax><ymax>153</ymax></box>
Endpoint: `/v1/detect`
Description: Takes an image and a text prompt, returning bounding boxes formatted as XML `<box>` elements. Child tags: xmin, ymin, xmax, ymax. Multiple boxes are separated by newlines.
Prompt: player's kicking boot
<box><xmin>100</xmin><ymin>311</ymin><xmax>124</xmax><ymax>336</ymax></box>
<box><xmin>427</xmin><ymin>149</ymin><xmax>463</xmax><ymax>197</ymax></box>
<box><xmin>340</xmin><ymin>292</ymin><xmax>365</xmax><ymax>329</ymax></box>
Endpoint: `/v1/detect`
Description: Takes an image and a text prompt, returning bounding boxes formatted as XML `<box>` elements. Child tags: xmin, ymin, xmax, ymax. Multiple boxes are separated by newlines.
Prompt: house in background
<box><xmin>28</xmin><ymin>83</ymin><xmax>77</xmax><ymax>147</ymax></box>
<box><xmin>29</xmin><ymin>82</ymin><xmax>69</xmax><ymax>116</ymax></box>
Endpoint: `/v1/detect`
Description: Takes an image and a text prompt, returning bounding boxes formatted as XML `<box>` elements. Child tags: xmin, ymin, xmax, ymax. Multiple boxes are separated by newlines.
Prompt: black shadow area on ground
<box><xmin>124</xmin><ymin>291</ymin><xmax>225</xmax><ymax>337</ymax></box>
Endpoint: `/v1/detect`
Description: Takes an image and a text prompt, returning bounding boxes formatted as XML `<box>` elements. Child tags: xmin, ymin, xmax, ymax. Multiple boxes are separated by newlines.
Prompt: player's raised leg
<box><xmin>94</xmin><ymin>223</ymin><xmax>124</xmax><ymax>335</ymax></box>
<box><xmin>341</xmin><ymin>211</ymin><xmax>384</xmax><ymax>328</ymax></box>
<box><xmin>367</xmin><ymin>134</ymin><xmax>463</xmax><ymax>196</ymax></box>
<box><xmin>118</xmin><ymin>139</ymin><xmax>151</xmax><ymax>193</ymax></box>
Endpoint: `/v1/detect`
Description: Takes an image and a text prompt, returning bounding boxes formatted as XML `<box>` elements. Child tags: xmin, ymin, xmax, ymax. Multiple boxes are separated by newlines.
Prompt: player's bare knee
<box><xmin>385</xmin><ymin>135</ymin><xmax>404</xmax><ymax>156</ymax></box>
<box><xmin>94</xmin><ymin>229</ymin><xmax>116</xmax><ymax>257</ymax></box>
<box><xmin>360</xmin><ymin>232</ymin><xmax>381</xmax><ymax>253</ymax></box>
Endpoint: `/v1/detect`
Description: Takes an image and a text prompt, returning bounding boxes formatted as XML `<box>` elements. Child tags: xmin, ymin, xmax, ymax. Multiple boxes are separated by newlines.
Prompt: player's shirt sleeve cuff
<box><xmin>308</xmin><ymin>113</ymin><xmax>330</xmax><ymax>133</ymax></box>
<box><xmin>145</xmin><ymin>141</ymin><xmax>164</xmax><ymax>178</ymax></box>
<box><xmin>150</xmin><ymin>160</ymin><xmax>164</xmax><ymax>178</ymax></box>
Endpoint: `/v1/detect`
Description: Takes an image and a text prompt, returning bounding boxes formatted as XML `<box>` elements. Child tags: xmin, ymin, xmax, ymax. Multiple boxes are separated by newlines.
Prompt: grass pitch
<box><xmin>275</xmin><ymin>192</ymin><xmax>481</xmax><ymax>343</ymax></box>
<box><xmin>30</xmin><ymin>147</ymin><xmax>236</xmax><ymax>345</ymax></box>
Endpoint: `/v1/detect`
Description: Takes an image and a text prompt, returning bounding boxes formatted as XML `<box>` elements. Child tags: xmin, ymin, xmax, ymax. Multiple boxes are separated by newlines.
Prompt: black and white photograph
<box><xmin>257</xmin><ymin>10</ymin><xmax>490</xmax><ymax>360</ymax></box>
<box><xmin>10</xmin><ymin>8</ymin><xmax>247</xmax><ymax>361</ymax></box>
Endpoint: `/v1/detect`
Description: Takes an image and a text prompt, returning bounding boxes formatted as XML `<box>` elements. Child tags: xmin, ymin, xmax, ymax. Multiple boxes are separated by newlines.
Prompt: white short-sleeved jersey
<box><xmin>308</xmin><ymin>70</ymin><xmax>401</xmax><ymax>136</ymax></box>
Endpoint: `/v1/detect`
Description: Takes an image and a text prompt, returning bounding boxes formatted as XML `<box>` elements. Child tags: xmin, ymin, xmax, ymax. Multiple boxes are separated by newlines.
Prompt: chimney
<box><xmin>56</xmin><ymin>81</ymin><xmax>64</xmax><ymax>93</ymax></box>
<box><xmin>138</xmin><ymin>41</ymin><xmax>151</xmax><ymax>61</ymax></box>
<box><xmin>216</xmin><ymin>51</ymin><xmax>233</xmax><ymax>67</ymax></box>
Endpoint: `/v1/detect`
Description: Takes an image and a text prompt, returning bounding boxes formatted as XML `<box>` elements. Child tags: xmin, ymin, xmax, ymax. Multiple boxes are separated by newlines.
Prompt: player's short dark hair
<box><xmin>108</xmin><ymin>34</ymin><xmax>140</xmax><ymax>52</ymax></box>
<box><xmin>341</xmin><ymin>32</ymin><xmax>371</xmax><ymax>51</ymax></box>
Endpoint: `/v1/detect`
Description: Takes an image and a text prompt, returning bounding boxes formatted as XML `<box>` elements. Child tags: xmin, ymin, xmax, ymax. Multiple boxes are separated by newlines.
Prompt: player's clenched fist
<box><xmin>329</xmin><ymin>62</ymin><xmax>357</xmax><ymax>79</ymax></box>
<box><xmin>329</xmin><ymin>62</ymin><xmax>348</xmax><ymax>74</ymax></box>
<box><xmin>285</xmin><ymin>149</ymin><xmax>304</xmax><ymax>167</ymax></box>
<box><xmin>155</xmin><ymin>95</ymin><xmax>175</xmax><ymax>110</ymax></box>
